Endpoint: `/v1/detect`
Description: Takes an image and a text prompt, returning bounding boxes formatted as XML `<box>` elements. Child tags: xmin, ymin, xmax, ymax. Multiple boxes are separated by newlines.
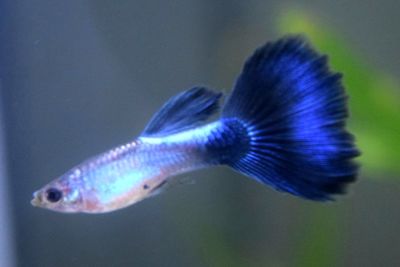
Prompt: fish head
<box><xmin>31</xmin><ymin>169</ymin><xmax>84</xmax><ymax>213</ymax></box>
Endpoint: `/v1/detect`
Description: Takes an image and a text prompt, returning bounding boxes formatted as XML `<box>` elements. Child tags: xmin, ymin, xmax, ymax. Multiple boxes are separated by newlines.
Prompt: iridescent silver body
<box><xmin>31</xmin><ymin>121</ymin><xmax>223</xmax><ymax>213</ymax></box>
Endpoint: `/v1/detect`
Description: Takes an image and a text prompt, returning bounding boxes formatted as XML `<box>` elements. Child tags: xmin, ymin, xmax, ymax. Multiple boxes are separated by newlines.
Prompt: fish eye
<box><xmin>45</xmin><ymin>188</ymin><xmax>63</xmax><ymax>203</ymax></box>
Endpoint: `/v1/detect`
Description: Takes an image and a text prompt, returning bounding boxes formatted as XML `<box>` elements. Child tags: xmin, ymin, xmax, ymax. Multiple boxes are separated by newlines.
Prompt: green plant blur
<box><xmin>198</xmin><ymin>9</ymin><xmax>400</xmax><ymax>267</ymax></box>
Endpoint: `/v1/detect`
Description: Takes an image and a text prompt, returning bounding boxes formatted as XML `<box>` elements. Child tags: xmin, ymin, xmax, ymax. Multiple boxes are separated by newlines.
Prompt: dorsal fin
<box><xmin>141</xmin><ymin>87</ymin><xmax>222</xmax><ymax>136</ymax></box>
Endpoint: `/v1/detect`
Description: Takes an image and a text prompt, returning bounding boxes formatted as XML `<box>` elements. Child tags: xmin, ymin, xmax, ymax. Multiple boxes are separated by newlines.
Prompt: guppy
<box><xmin>31</xmin><ymin>36</ymin><xmax>359</xmax><ymax>213</ymax></box>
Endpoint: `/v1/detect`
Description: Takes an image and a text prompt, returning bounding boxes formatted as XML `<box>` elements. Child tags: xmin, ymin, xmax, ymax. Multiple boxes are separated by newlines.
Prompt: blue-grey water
<box><xmin>1</xmin><ymin>1</ymin><xmax>400</xmax><ymax>267</ymax></box>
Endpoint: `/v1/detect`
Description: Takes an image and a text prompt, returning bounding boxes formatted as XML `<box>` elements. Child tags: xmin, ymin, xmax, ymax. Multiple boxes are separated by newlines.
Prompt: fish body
<box><xmin>32</xmin><ymin>120</ymin><xmax>245</xmax><ymax>213</ymax></box>
<box><xmin>32</xmin><ymin>36</ymin><xmax>359</xmax><ymax>213</ymax></box>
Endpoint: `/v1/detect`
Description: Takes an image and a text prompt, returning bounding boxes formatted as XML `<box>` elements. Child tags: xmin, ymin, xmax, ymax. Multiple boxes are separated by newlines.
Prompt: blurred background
<box><xmin>1</xmin><ymin>1</ymin><xmax>399</xmax><ymax>266</ymax></box>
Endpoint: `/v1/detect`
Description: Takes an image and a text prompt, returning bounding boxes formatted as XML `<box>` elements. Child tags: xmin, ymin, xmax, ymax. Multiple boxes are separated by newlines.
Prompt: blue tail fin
<box><xmin>222</xmin><ymin>36</ymin><xmax>359</xmax><ymax>200</ymax></box>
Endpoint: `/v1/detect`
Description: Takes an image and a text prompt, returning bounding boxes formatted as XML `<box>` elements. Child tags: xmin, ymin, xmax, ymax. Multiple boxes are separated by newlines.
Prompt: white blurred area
<box><xmin>0</xmin><ymin>91</ymin><xmax>15</xmax><ymax>267</ymax></box>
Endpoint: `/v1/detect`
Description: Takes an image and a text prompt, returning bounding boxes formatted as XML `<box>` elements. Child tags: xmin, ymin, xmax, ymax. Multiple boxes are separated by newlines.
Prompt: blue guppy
<box><xmin>31</xmin><ymin>36</ymin><xmax>359</xmax><ymax>213</ymax></box>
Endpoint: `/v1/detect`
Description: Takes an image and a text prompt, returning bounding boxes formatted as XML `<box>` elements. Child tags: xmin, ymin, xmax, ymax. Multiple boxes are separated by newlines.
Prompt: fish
<box><xmin>31</xmin><ymin>35</ymin><xmax>360</xmax><ymax>213</ymax></box>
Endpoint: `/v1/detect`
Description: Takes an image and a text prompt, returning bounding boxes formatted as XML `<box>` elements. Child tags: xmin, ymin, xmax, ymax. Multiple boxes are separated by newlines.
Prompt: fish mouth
<box><xmin>31</xmin><ymin>191</ymin><xmax>42</xmax><ymax>207</ymax></box>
